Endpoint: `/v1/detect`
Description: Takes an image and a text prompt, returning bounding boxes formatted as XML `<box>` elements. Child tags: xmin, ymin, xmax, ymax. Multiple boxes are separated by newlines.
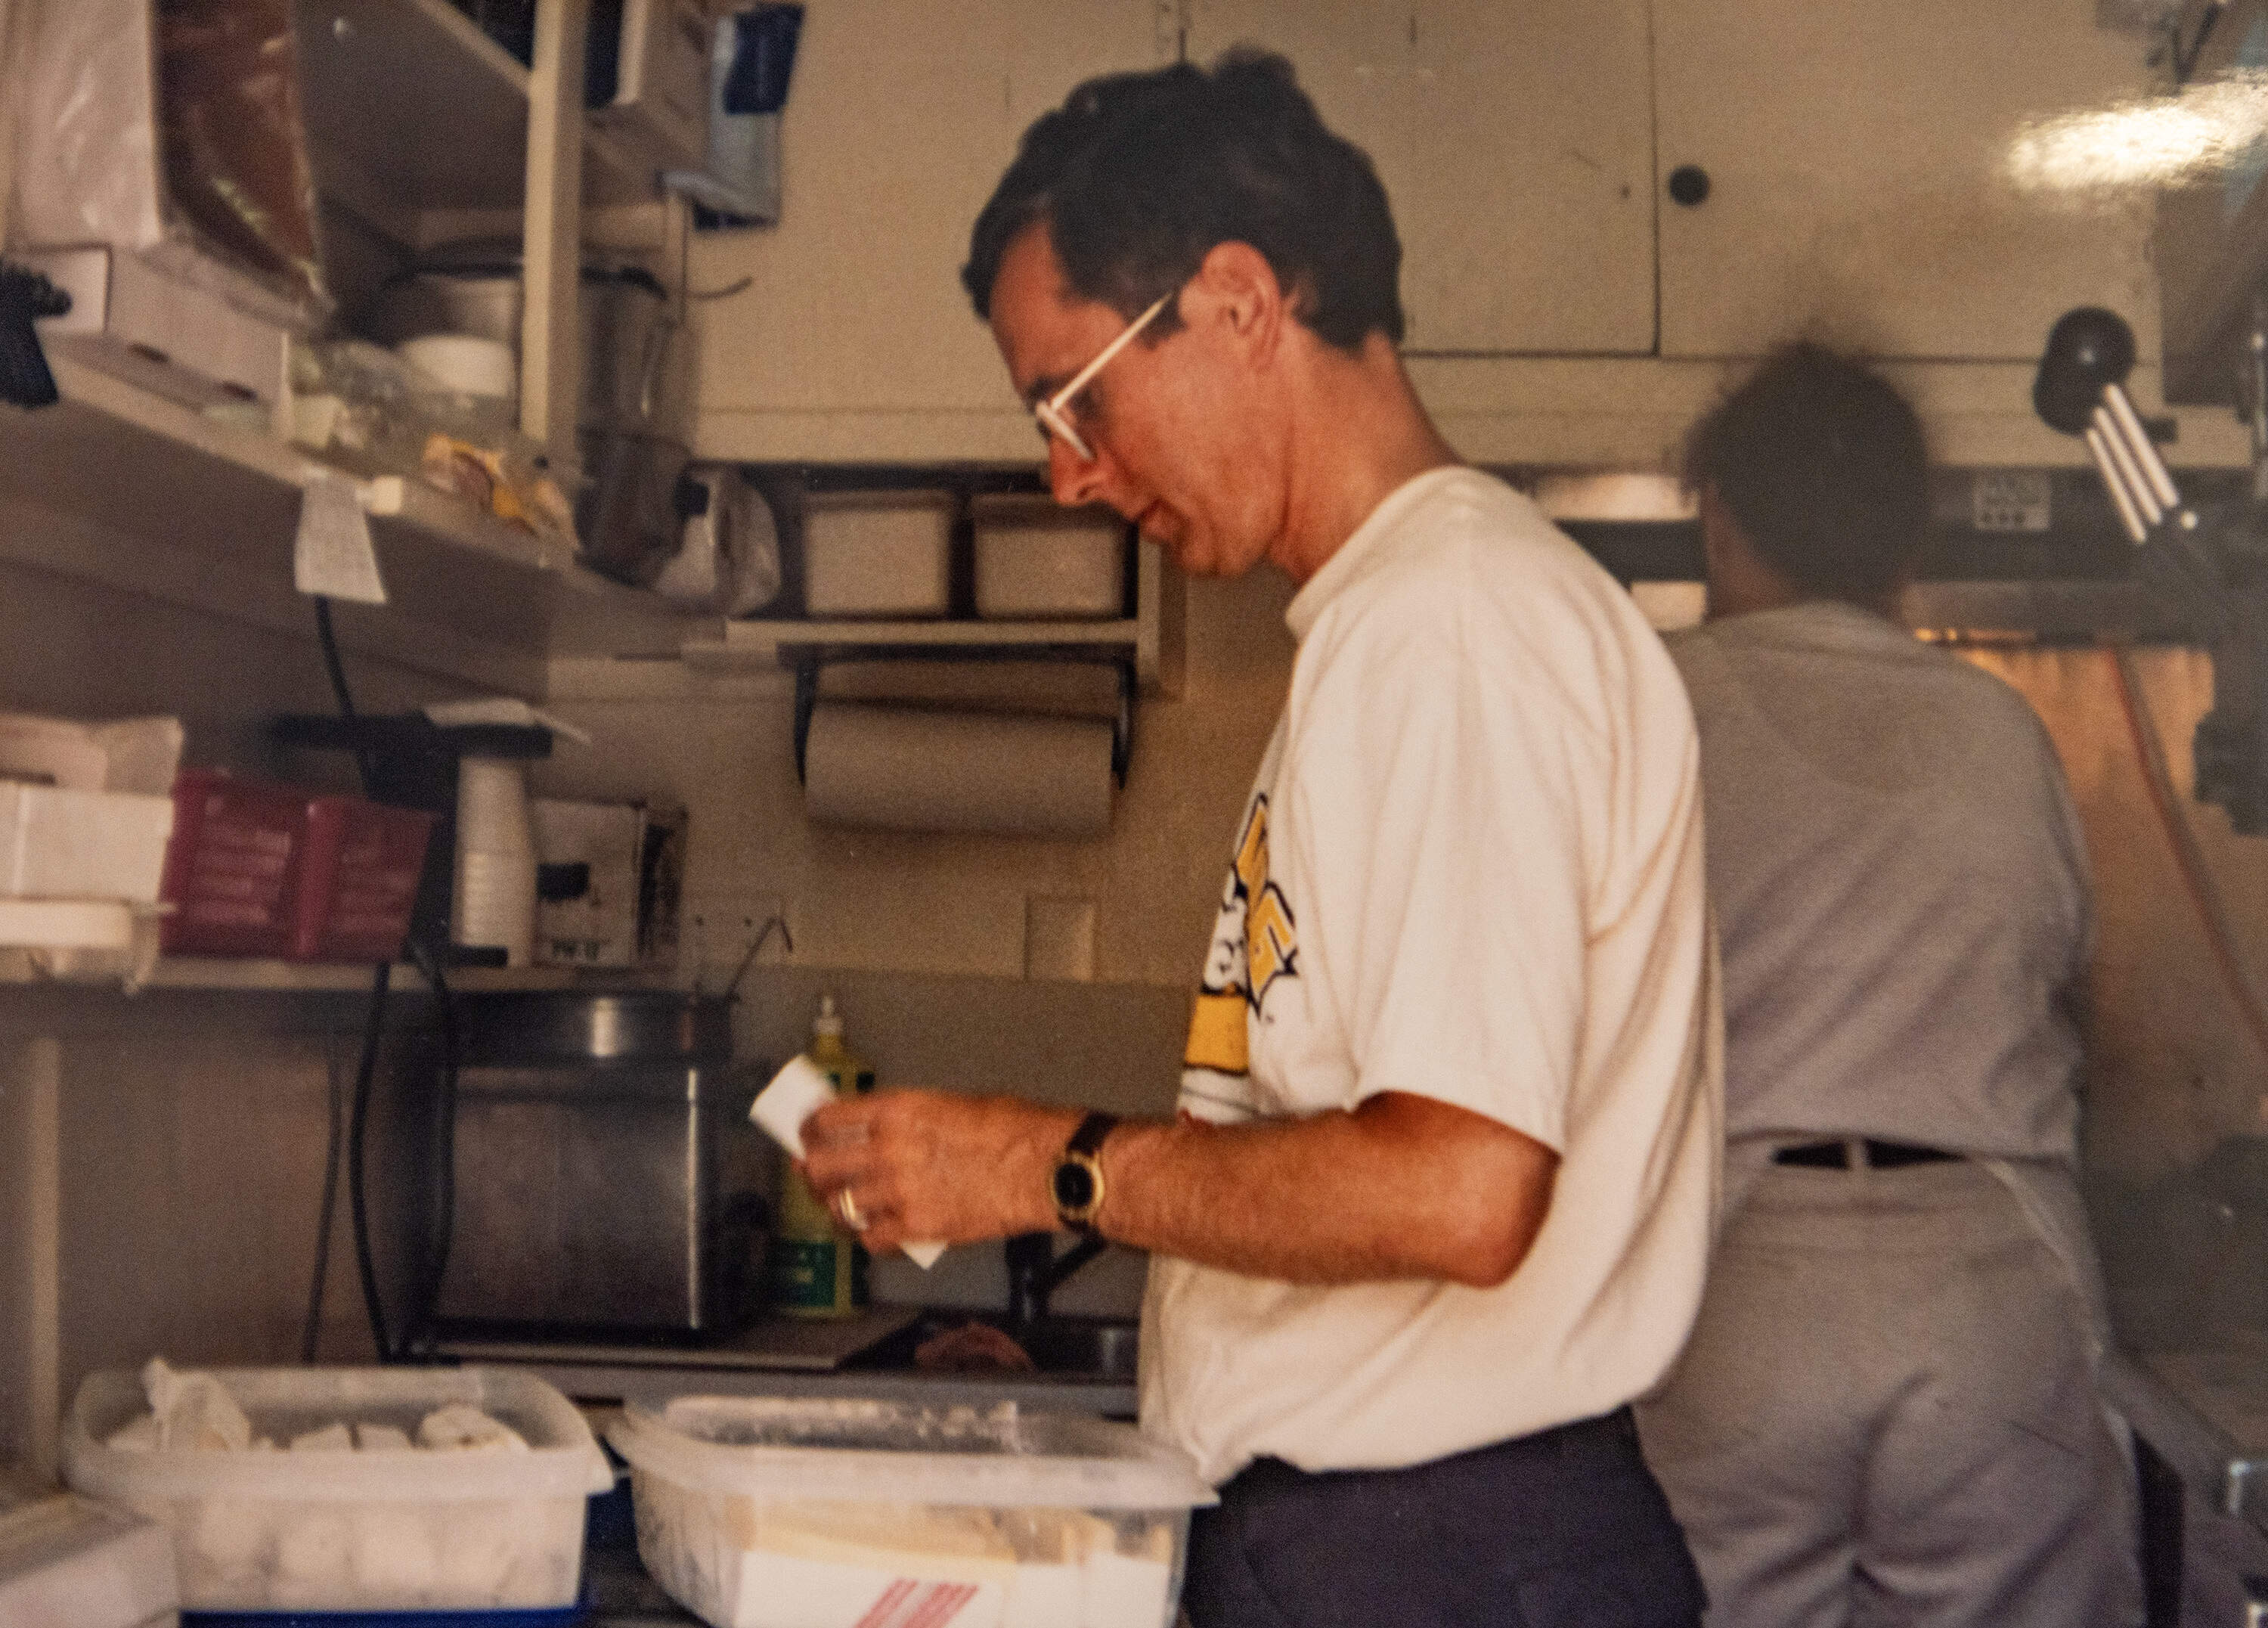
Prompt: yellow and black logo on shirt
<box><xmin>1185</xmin><ymin>794</ymin><xmax>1297</xmax><ymax>1076</ymax></box>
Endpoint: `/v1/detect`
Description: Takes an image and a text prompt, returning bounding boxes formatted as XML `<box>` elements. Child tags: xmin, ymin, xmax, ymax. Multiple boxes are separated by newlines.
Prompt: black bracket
<box><xmin>0</xmin><ymin>260</ymin><xmax>71</xmax><ymax>409</ymax></box>
<box><xmin>788</xmin><ymin>644</ymin><xmax>1136</xmax><ymax>790</ymax></box>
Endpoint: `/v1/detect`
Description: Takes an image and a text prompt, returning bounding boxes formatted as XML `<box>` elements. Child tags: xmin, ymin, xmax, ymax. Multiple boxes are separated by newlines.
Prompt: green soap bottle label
<box><xmin>768</xmin><ymin>1236</ymin><xmax>856</xmax><ymax>1316</ymax></box>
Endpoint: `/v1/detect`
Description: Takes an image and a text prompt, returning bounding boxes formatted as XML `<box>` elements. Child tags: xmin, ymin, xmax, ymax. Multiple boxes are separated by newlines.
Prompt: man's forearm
<box><xmin>803</xmin><ymin>1087</ymin><xmax>1558</xmax><ymax>1290</ymax></box>
<box><xmin>1098</xmin><ymin>1094</ymin><xmax>1557</xmax><ymax>1287</ymax></box>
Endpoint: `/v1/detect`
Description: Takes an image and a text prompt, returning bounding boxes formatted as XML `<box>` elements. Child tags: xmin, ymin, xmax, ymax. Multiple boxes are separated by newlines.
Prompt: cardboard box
<box><xmin>532</xmin><ymin>798</ymin><xmax>685</xmax><ymax>969</ymax></box>
<box><xmin>0</xmin><ymin>712</ymin><xmax>182</xmax><ymax>794</ymax></box>
<box><xmin>0</xmin><ymin>783</ymin><xmax>175</xmax><ymax>902</ymax></box>
<box><xmin>24</xmin><ymin>243</ymin><xmax>291</xmax><ymax>411</ymax></box>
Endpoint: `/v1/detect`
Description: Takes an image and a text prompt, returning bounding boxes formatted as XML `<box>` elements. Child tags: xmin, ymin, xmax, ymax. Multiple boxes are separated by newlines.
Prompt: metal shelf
<box><xmin>0</xmin><ymin>356</ymin><xmax>697</xmax><ymax>691</ymax></box>
<box><xmin>297</xmin><ymin>0</ymin><xmax>654</xmax><ymax>235</ymax></box>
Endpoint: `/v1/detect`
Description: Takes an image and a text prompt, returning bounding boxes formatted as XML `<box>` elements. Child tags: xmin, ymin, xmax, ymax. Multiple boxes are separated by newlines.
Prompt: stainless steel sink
<box><xmin>850</xmin><ymin>1313</ymin><xmax>1139</xmax><ymax>1381</ymax></box>
<box><xmin>1017</xmin><ymin>1316</ymin><xmax>1139</xmax><ymax>1380</ymax></box>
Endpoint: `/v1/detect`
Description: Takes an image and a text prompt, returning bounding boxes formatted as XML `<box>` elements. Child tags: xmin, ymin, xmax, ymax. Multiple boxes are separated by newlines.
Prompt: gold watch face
<box><xmin>1054</xmin><ymin>1153</ymin><xmax>1100</xmax><ymax>1219</ymax></box>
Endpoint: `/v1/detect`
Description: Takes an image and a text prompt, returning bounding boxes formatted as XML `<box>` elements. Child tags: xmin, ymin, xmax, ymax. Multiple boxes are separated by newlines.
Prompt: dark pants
<box><xmin>1182</xmin><ymin>1406</ymin><xmax>1706</xmax><ymax>1628</ymax></box>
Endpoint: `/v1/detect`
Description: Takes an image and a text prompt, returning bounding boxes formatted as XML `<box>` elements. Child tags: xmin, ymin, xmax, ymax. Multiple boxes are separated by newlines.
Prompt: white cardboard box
<box><xmin>0</xmin><ymin>783</ymin><xmax>175</xmax><ymax>903</ymax></box>
<box><xmin>0</xmin><ymin>713</ymin><xmax>183</xmax><ymax>795</ymax></box>
<box><xmin>24</xmin><ymin>244</ymin><xmax>291</xmax><ymax>411</ymax></box>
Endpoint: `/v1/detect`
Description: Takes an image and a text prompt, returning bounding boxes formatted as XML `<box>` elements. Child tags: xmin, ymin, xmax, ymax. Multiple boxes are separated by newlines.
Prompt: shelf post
<box><xmin>522</xmin><ymin>0</ymin><xmax>590</xmax><ymax>469</ymax></box>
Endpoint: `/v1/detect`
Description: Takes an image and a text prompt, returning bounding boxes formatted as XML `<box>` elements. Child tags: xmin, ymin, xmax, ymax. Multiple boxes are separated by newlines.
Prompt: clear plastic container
<box><xmin>61</xmin><ymin>1366</ymin><xmax>612</xmax><ymax>1616</ymax></box>
<box><xmin>799</xmin><ymin>491</ymin><xmax>956</xmax><ymax>618</ymax></box>
<box><xmin>606</xmin><ymin>1396</ymin><xmax>1214</xmax><ymax>1628</ymax></box>
<box><xmin>970</xmin><ymin>496</ymin><xmax>1128</xmax><ymax>620</ymax></box>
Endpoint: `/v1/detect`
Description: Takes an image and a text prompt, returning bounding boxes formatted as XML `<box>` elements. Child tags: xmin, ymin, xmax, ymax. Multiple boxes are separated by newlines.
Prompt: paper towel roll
<box><xmin>804</xmin><ymin>703</ymin><xmax>1115</xmax><ymax>837</ymax></box>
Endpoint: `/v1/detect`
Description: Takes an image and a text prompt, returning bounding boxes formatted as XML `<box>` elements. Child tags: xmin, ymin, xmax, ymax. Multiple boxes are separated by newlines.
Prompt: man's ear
<box><xmin>1188</xmin><ymin>240</ymin><xmax>1286</xmax><ymax>364</ymax></box>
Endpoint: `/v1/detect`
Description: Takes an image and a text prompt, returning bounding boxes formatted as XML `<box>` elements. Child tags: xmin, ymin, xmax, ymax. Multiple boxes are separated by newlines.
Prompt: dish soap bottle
<box><xmin>807</xmin><ymin>993</ymin><xmax>875</xmax><ymax>1309</ymax></box>
<box><xmin>765</xmin><ymin>993</ymin><xmax>872</xmax><ymax>1318</ymax></box>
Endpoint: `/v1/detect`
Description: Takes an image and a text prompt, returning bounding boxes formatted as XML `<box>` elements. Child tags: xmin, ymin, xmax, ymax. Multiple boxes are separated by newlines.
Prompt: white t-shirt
<box><xmin>1140</xmin><ymin>467</ymin><xmax>1721</xmax><ymax>1486</ymax></box>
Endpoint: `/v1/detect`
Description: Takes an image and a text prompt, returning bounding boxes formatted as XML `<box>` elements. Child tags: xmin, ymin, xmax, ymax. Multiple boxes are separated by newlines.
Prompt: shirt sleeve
<box><xmin>1272</xmin><ymin>581</ymin><xmax>1602</xmax><ymax>1153</ymax></box>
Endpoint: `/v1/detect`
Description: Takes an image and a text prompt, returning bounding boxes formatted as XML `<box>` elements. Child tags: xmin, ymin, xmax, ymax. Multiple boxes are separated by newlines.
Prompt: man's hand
<box><xmin>800</xmin><ymin>1087</ymin><xmax>1559</xmax><ymax>1289</ymax></box>
<box><xmin>800</xmin><ymin>1090</ymin><xmax>1081</xmax><ymax>1254</ymax></box>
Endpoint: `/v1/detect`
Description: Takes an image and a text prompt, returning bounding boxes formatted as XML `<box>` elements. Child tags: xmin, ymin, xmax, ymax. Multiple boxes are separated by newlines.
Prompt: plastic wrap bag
<box><xmin>156</xmin><ymin>0</ymin><xmax>327</xmax><ymax>315</ymax></box>
<box><xmin>10</xmin><ymin>0</ymin><xmax>327</xmax><ymax>329</ymax></box>
<box><xmin>290</xmin><ymin>339</ymin><xmax>578</xmax><ymax>552</ymax></box>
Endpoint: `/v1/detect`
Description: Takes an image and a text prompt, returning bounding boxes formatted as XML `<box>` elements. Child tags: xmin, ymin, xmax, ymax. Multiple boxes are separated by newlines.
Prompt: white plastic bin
<box><xmin>971</xmin><ymin>497</ymin><xmax>1127</xmax><ymax>620</ymax></box>
<box><xmin>801</xmin><ymin>491</ymin><xmax>956</xmax><ymax>617</ymax></box>
<box><xmin>606</xmin><ymin>1396</ymin><xmax>1214</xmax><ymax>1628</ymax></box>
<box><xmin>62</xmin><ymin>1366</ymin><xmax>612</xmax><ymax>1615</ymax></box>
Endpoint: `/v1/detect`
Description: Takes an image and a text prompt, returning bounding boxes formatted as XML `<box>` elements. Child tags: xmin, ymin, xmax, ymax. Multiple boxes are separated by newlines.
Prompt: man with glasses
<box><xmin>802</xmin><ymin>51</ymin><xmax>1718</xmax><ymax>1625</ymax></box>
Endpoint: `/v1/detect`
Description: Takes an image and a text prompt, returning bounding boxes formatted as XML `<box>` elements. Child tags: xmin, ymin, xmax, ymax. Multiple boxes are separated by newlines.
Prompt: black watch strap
<box><xmin>1067</xmin><ymin>1110</ymin><xmax>1117</xmax><ymax>1160</ymax></box>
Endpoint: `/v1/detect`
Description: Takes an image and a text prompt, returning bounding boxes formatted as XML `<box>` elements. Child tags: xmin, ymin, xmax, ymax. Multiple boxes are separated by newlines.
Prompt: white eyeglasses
<box><xmin>1031</xmin><ymin>290</ymin><xmax>1176</xmax><ymax>463</ymax></box>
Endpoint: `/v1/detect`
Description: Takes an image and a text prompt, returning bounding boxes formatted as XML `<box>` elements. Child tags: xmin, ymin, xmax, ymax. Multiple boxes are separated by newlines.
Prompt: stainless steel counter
<box><xmin>2105</xmin><ymin>1332</ymin><xmax>2268</xmax><ymax>1528</ymax></box>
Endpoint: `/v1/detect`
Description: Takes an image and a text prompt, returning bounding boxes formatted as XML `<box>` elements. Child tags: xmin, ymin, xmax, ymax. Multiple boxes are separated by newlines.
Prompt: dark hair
<box><xmin>1684</xmin><ymin>343</ymin><xmax>1931</xmax><ymax>605</ymax></box>
<box><xmin>962</xmin><ymin>50</ymin><xmax>1404</xmax><ymax>352</ymax></box>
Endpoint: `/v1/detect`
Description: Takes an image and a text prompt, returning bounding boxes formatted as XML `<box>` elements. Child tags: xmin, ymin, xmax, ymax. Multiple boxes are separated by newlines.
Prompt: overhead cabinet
<box><xmin>1182</xmin><ymin>0</ymin><xmax>1659</xmax><ymax>357</ymax></box>
<box><xmin>695</xmin><ymin>0</ymin><xmax>2175</xmax><ymax>466</ymax></box>
<box><xmin>1650</xmin><ymin>0</ymin><xmax>2160</xmax><ymax>363</ymax></box>
<box><xmin>692</xmin><ymin>0</ymin><xmax>1171</xmax><ymax>463</ymax></box>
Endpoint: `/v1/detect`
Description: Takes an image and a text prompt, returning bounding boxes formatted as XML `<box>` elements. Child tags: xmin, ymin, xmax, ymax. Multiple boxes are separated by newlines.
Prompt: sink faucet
<box><xmin>1003</xmin><ymin>1230</ymin><xmax>1108</xmax><ymax>1326</ymax></box>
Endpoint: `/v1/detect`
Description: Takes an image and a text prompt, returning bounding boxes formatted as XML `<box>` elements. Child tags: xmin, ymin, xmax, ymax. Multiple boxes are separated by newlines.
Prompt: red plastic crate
<box><xmin>292</xmin><ymin>796</ymin><xmax>436</xmax><ymax>963</ymax></box>
<box><xmin>157</xmin><ymin>771</ymin><xmax>312</xmax><ymax>958</ymax></box>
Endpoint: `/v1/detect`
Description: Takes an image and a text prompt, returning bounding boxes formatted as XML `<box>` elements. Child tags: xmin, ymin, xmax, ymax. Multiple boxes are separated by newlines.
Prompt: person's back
<box><xmin>1671</xmin><ymin>603</ymin><xmax>2088</xmax><ymax>1161</ymax></box>
<box><xmin>1634</xmin><ymin>345</ymin><xmax>2142</xmax><ymax>1628</ymax></box>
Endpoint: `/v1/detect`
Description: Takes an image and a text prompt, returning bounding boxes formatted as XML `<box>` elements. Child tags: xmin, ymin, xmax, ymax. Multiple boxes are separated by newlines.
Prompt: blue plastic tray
<box><xmin>182</xmin><ymin>1583</ymin><xmax>586</xmax><ymax>1628</ymax></box>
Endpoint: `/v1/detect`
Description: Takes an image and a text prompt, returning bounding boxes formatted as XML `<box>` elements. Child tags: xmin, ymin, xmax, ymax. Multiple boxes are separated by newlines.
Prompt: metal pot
<box><xmin>455</xmin><ymin>988</ymin><xmax>734</xmax><ymax>1065</ymax></box>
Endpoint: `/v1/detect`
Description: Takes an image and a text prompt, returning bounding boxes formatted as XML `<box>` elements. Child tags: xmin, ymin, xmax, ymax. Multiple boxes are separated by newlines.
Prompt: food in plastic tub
<box><xmin>606</xmin><ymin>1395</ymin><xmax>1214</xmax><ymax>1628</ymax></box>
<box><xmin>62</xmin><ymin>1366</ymin><xmax>612</xmax><ymax>1615</ymax></box>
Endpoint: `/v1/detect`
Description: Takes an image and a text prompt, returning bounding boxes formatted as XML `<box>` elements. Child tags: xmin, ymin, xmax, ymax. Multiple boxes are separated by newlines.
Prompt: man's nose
<box><xmin>1046</xmin><ymin>435</ymin><xmax>1109</xmax><ymax>508</ymax></box>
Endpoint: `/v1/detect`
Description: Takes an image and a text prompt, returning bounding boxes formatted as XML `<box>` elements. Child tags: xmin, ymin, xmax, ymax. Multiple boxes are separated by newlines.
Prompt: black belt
<box><xmin>1772</xmin><ymin>1138</ymin><xmax>1962</xmax><ymax>1170</ymax></box>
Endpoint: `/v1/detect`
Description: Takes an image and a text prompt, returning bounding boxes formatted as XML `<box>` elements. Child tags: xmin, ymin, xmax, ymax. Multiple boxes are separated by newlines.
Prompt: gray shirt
<box><xmin>1668</xmin><ymin>601</ymin><xmax>2090</xmax><ymax>1159</ymax></box>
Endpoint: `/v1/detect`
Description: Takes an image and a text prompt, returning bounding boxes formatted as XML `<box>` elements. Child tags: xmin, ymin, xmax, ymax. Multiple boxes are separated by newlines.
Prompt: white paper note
<box><xmin>294</xmin><ymin>471</ymin><xmax>387</xmax><ymax>604</ymax></box>
<box><xmin>750</xmin><ymin>1055</ymin><xmax>947</xmax><ymax>1268</ymax></box>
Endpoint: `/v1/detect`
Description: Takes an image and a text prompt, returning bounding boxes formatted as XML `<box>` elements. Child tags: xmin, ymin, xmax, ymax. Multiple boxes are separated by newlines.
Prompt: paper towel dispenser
<box><xmin>784</xmin><ymin>649</ymin><xmax>1135</xmax><ymax>839</ymax></box>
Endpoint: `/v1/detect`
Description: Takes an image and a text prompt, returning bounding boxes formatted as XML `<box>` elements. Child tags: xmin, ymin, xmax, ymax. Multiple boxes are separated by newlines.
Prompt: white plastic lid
<box><xmin>62</xmin><ymin>1366</ymin><xmax>612</xmax><ymax>1505</ymax></box>
<box><xmin>0</xmin><ymin>1492</ymin><xmax>179</xmax><ymax>1628</ymax></box>
<box><xmin>608</xmin><ymin>1396</ymin><xmax>1213</xmax><ymax>1512</ymax></box>
<box><xmin>813</xmin><ymin>990</ymin><xmax>843</xmax><ymax>1040</ymax></box>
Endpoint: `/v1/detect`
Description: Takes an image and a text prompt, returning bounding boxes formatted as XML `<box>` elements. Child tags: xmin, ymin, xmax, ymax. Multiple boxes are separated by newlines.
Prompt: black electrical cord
<box><xmin>401</xmin><ymin>935</ymin><xmax>460</xmax><ymax>1357</ymax></box>
<box><xmin>308</xmin><ymin>591</ymin><xmax>407</xmax><ymax>1362</ymax></box>
<box><xmin>345</xmin><ymin>960</ymin><xmax>395</xmax><ymax>1360</ymax></box>
<box><xmin>298</xmin><ymin>1032</ymin><xmax>347</xmax><ymax>1363</ymax></box>
<box><xmin>305</xmin><ymin>593</ymin><xmax>463</xmax><ymax>1361</ymax></box>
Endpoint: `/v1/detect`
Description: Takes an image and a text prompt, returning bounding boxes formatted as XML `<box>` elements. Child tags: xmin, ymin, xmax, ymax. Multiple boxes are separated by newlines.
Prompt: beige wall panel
<box><xmin>694</xmin><ymin>0</ymin><xmax>1165</xmax><ymax>431</ymax></box>
<box><xmin>1653</xmin><ymin>0</ymin><xmax>2160</xmax><ymax>361</ymax></box>
<box><xmin>1184</xmin><ymin>0</ymin><xmax>1657</xmax><ymax>354</ymax></box>
<box><xmin>1972</xmin><ymin>645</ymin><xmax>2268</xmax><ymax>1347</ymax></box>
<box><xmin>541</xmin><ymin>569</ymin><xmax>1299</xmax><ymax>988</ymax></box>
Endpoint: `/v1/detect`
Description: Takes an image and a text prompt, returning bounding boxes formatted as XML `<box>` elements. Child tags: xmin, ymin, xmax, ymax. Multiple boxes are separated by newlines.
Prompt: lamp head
<box><xmin>2034</xmin><ymin>306</ymin><xmax>2137</xmax><ymax>435</ymax></box>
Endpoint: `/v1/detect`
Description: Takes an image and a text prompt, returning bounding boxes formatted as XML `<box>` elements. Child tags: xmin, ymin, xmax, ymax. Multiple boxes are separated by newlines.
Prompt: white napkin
<box><xmin>751</xmin><ymin>1054</ymin><xmax>947</xmax><ymax>1269</ymax></box>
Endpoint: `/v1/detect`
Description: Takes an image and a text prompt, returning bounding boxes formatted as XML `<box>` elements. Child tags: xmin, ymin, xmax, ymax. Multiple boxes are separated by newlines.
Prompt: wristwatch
<box><xmin>1051</xmin><ymin>1112</ymin><xmax>1119</xmax><ymax>1235</ymax></box>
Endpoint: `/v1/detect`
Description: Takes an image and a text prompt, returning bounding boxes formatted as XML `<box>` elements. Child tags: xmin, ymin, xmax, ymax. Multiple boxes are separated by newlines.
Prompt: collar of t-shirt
<box><xmin>1283</xmin><ymin>466</ymin><xmax>1475</xmax><ymax>644</ymax></box>
<box><xmin>1698</xmin><ymin>598</ymin><xmax>1936</xmax><ymax>661</ymax></box>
